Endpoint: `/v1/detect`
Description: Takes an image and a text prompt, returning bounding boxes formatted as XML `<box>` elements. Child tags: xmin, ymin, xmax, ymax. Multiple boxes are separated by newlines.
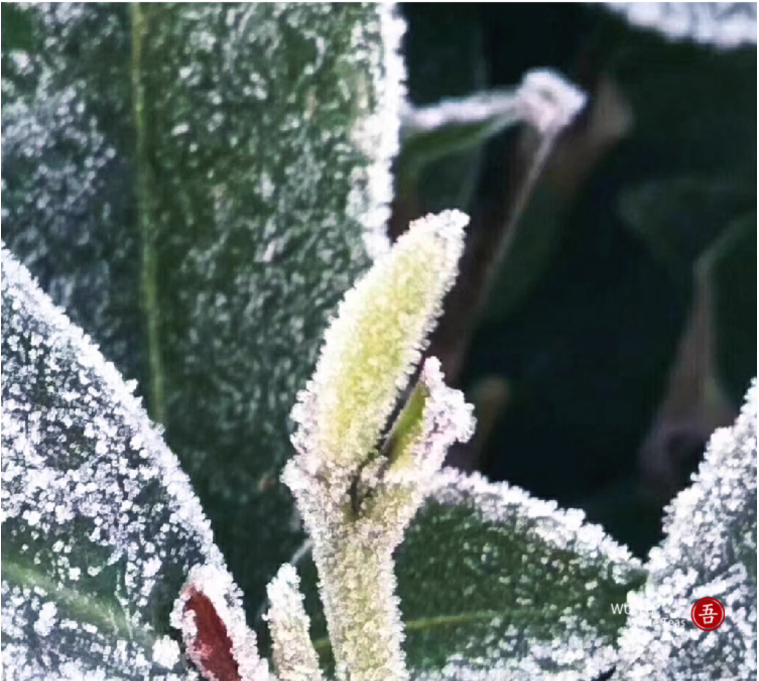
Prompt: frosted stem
<box><xmin>283</xmin><ymin>212</ymin><xmax>474</xmax><ymax>681</ymax></box>
<box><xmin>314</xmin><ymin>539</ymin><xmax>406</xmax><ymax>681</ymax></box>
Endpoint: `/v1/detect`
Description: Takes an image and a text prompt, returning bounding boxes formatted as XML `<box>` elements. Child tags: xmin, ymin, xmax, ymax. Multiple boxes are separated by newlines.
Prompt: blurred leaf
<box><xmin>617</xmin><ymin>175</ymin><xmax>755</xmax><ymax>264</ymax></box>
<box><xmin>398</xmin><ymin>88</ymin><xmax>525</xmax><ymax>189</ymax></box>
<box><xmin>2</xmin><ymin>2</ymin><xmax>402</xmax><ymax>612</ymax></box>
<box><xmin>709</xmin><ymin>212</ymin><xmax>758</xmax><ymax>404</ymax></box>
<box><xmin>617</xmin><ymin>382</ymin><xmax>757</xmax><ymax>681</ymax></box>
<box><xmin>399</xmin><ymin>3</ymin><xmax>488</xmax><ymax>213</ymax></box>
<box><xmin>300</xmin><ymin>469</ymin><xmax>646</xmax><ymax>679</ymax></box>
<box><xmin>1</xmin><ymin>248</ymin><xmax>225</xmax><ymax>679</ymax></box>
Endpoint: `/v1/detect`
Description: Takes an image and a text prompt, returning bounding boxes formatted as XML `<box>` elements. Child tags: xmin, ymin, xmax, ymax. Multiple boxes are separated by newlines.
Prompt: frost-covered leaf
<box><xmin>299</xmin><ymin>469</ymin><xmax>644</xmax><ymax>680</ymax></box>
<box><xmin>172</xmin><ymin>565</ymin><xmax>272</xmax><ymax>681</ymax></box>
<box><xmin>616</xmin><ymin>381</ymin><xmax>757</xmax><ymax>681</ymax></box>
<box><xmin>290</xmin><ymin>210</ymin><xmax>468</xmax><ymax>473</ymax></box>
<box><xmin>0</xmin><ymin>247</ymin><xmax>240</xmax><ymax>679</ymax></box>
<box><xmin>136</xmin><ymin>1</ymin><xmax>404</xmax><ymax>608</ymax></box>
<box><xmin>265</xmin><ymin>564</ymin><xmax>323</xmax><ymax>681</ymax></box>
<box><xmin>2</xmin><ymin>2</ymin><xmax>406</xmax><ymax>608</ymax></box>
<box><xmin>1</xmin><ymin>4</ymin><xmax>144</xmax><ymax>388</ymax></box>
<box><xmin>605</xmin><ymin>3</ymin><xmax>757</xmax><ymax>48</ymax></box>
<box><xmin>398</xmin><ymin>69</ymin><xmax>586</xmax><ymax>188</ymax></box>
<box><xmin>284</xmin><ymin>211</ymin><xmax>474</xmax><ymax>681</ymax></box>
<box><xmin>391</xmin><ymin>470</ymin><xmax>646</xmax><ymax>680</ymax></box>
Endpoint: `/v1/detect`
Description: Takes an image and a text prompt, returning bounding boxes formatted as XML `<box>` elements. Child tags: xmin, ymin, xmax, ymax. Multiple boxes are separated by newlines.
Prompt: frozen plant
<box><xmin>3</xmin><ymin>222</ymin><xmax>756</xmax><ymax>680</ymax></box>
<box><xmin>605</xmin><ymin>2</ymin><xmax>757</xmax><ymax>49</ymax></box>
<box><xmin>2</xmin><ymin>3</ymin><xmax>756</xmax><ymax>681</ymax></box>
<box><xmin>281</xmin><ymin>210</ymin><xmax>474</xmax><ymax>681</ymax></box>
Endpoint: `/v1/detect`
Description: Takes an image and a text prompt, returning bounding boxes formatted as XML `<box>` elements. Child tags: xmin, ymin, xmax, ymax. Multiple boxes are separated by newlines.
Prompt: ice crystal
<box><xmin>0</xmin><ymin>247</ymin><xmax>232</xmax><ymax>679</ymax></box>
<box><xmin>516</xmin><ymin>69</ymin><xmax>587</xmax><ymax>136</ymax></box>
<box><xmin>616</xmin><ymin>382</ymin><xmax>757</xmax><ymax>681</ymax></box>
<box><xmin>351</xmin><ymin>3</ymin><xmax>407</xmax><ymax>260</ymax></box>
<box><xmin>283</xmin><ymin>212</ymin><xmax>473</xmax><ymax>681</ymax></box>
<box><xmin>606</xmin><ymin>3</ymin><xmax>757</xmax><ymax>48</ymax></box>
<box><xmin>265</xmin><ymin>564</ymin><xmax>323</xmax><ymax>681</ymax></box>
<box><xmin>392</xmin><ymin>469</ymin><xmax>646</xmax><ymax>679</ymax></box>
<box><xmin>171</xmin><ymin>565</ymin><xmax>271</xmax><ymax>681</ymax></box>
<box><xmin>2</xmin><ymin>3</ymin><xmax>407</xmax><ymax>607</ymax></box>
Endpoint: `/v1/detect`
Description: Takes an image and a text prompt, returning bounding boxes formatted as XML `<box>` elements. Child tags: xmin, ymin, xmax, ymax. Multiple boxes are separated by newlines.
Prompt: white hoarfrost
<box><xmin>399</xmin><ymin>468</ymin><xmax>644</xmax><ymax>681</ymax></box>
<box><xmin>291</xmin><ymin>209</ymin><xmax>469</xmax><ymax>473</ymax></box>
<box><xmin>606</xmin><ymin>3</ymin><xmax>757</xmax><ymax>48</ymax></box>
<box><xmin>616</xmin><ymin>381</ymin><xmax>757</xmax><ymax>681</ymax></box>
<box><xmin>516</xmin><ymin>70</ymin><xmax>587</xmax><ymax>136</ymax></box>
<box><xmin>2</xmin><ymin>3</ymin><xmax>410</xmax><ymax>609</ymax></box>
<box><xmin>0</xmin><ymin>246</ymin><xmax>236</xmax><ymax>679</ymax></box>
<box><xmin>283</xmin><ymin>211</ymin><xmax>474</xmax><ymax>681</ymax></box>
<box><xmin>401</xmin><ymin>68</ymin><xmax>586</xmax><ymax>152</ymax></box>
<box><xmin>349</xmin><ymin>3</ymin><xmax>407</xmax><ymax>260</ymax></box>
<box><xmin>265</xmin><ymin>564</ymin><xmax>324</xmax><ymax>681</ymax></box>
<box><xmin>171</xmin><ymin>564</ymin><xmax>272</xmax><ymax>681</ymax></box>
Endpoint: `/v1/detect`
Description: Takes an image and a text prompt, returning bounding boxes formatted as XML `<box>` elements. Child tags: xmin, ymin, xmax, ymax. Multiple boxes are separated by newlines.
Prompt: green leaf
<box><xmin>300</xmin><ymin>469</ymin><xmax>646</xmax><ymax>680</ymax></box>
<box><xmin>616</xmin><ymin>381</ymin><xmax>757</xmax><ymax>681</ymax></box>
<box><xmin>1</xmin><ymin>247</ymin><xmax>230</xmax><ymax>679</ymax></box>
<box><xmin>400</xmin><ymin>3</ymin><xmax>487</xmax><ymax>212</ymax></box>
<box><xmin>2</xmin><ymin>2</ymin><xmax>404</xmax><ymax>610</ymax></box>
<box><xmin>398</xmin><ymin>89</ymin><xmax>525</xmax><ymax>188</ymax></box>
<box><xmin>290</xmin><ymin>210</ymin><xmax>468</xmax><ymax>472</ymax></box>
<box><xmin>398</xmin><ymin>471</ymin><xmax>645</xmax><ymax>677</ymax></box>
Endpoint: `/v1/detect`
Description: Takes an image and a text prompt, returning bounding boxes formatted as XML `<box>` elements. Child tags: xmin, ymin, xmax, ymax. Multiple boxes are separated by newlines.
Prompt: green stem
<box><xmin>131</xmin><ymin>3</ymin><xmax>166</xmax><ymax>424</ymax></box>
<box><xmin>315</xmin><ymin>541</ymin><xmax>407</xmax><ymax>681</ymax></box>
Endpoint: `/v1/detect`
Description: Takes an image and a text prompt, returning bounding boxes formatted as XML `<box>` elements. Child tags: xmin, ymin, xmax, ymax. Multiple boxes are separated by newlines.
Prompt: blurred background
<box><xmin>393</xmin><ymin>2</ymin><xmax>756</xmax><ymax>556</ymax></box>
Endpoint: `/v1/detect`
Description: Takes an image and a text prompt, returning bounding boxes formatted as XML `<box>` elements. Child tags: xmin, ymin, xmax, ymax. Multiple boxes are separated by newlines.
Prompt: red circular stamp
<box><xmin>691</xmin><ymin>597</ymin><xmax>726</xmax><ymax>631</ymax></box>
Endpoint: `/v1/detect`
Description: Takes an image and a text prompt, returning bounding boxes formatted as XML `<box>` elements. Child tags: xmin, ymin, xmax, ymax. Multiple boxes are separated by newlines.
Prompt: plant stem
<box><xmin>314</xmin><ymin>539</ymin><xmax>407</xmax><ymax>681</ymax></box>
<box><xmin>131</xmin><ymin>3</ymin><xmax>166</xmax><ymax>424</ymax></box>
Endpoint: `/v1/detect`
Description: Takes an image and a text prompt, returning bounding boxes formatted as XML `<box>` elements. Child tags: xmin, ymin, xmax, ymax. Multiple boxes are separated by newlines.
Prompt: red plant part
<box><xmin>182</xmin><ymin>585</ymin><xmax>242</xmax><ymax>681</ymax></box>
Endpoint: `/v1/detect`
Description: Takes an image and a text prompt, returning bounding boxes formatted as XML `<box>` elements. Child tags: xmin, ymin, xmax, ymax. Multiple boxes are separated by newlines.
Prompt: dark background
<box><xmin>396</xmin><ymin>3</ymin><xmax>756</xmax><ymax>556</ymax></box>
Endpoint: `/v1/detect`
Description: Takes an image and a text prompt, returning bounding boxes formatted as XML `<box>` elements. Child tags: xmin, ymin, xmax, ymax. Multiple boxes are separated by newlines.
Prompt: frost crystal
<box><xmin>350</xmin><ymin>3</ymin><xmax>407</xmax><ymax>260</ymax></box>
<box><xmin>171</xmin><ymin>564</ymin><xmax>271</xmax><ymax>681</ymax></box>
<box><xmin>401</xmin><ymin>68</ymin><xmax>585</xmax><ymax>155</ymax></box>
<box><xmin>0</xmin><ymin>247</ymin><xmax>232</xmax><ymax>679</ymax></box>
<box><xmin>516</xmin><ymin>69</ymin><xmax>587</xmax><ymax>135</ymax></box>
<box><xmin>291</xmin><ymin>210</ymin><xmax>469</xmax><ymax>473</ymax></box>
<box><xmin>606</xmin><ymin>3</ymin><xmax>757</xmax><ymax>48</ymax></box>
<box><xmin>265</xmin><ymin>564</ymin><xmax>323</xmax><ymax>681</ymax></box>
<box><xmin>394</xmin><ymin>469</ymin><xmax>645</xmax><ymax>680</ymax></box>
<box><xmin>152</xmin><ymin>637</ymin><xmax>181</xmax><ymax>670</ymax></box>
<box><xmin>283</xmin><ymin>211</ymin><xmax>474</xmax><ymax>681</ymax></box>
<box><xmin>616</xmin><ymin>381</ymin><xmax>757</xmax><ymax>681</ymax></box>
